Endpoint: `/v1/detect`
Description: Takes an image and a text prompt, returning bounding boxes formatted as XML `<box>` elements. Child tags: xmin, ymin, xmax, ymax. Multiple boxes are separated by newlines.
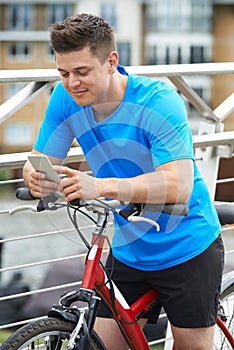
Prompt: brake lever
<box><xmin>127</xmin><ymin>214</ymin><xmax>160</xmax><ymax>231</ymax></box>
<box><xmin>9</xmin><ymin>205</ymin><xmax>38</xmax><ymax>215</ymax></box>
<box><xmin>117</xmin><ymin>203</ymin><xmax>160</xmax><ymax>231</ymax></box>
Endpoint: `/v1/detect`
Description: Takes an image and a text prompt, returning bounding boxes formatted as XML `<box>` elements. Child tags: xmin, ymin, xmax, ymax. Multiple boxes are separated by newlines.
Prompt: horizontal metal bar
<box><xmin>192</xmin><ymin>130</ymin><xmax>234</xmax><ymax>148</ymax></box>
<box><xmin>0</xmin><ymin>281</ymin><xmax>82</xmax><ymax>302</ymax></box>
<box><xmin>0</xmin><ymin>254</ymin><xmax>85</xmax><ymax>274</ymax></box>
<box><xmin>125</xmin><ymin>62</ymin><xmax>234</xmax><ymax>77</ymax></box>
<box><xmin>0</xmin><ymin>0</ymin><xmax>77</xmax><ymax>4</ymax></box>
<box><xmin>0</xmin><ymin>69</ymin><xmax>60</xmax><ymax>83</ymax></box>
<box><xmin>216</xmin><ymin>177</ymin><xmax>234</xmax><ymax>184</ymax></box>
<box><xmin>0</xmin><ymin>178</ymin><xmax>24</xmax><ymax>185</ymax></box>
<box><xmin>0</xmin><ymin>31</ymin><xmax>49</xmax><ymax>42</ymax></box>
<box><xmin>0</xmin><ymin>132</ymin><xmax>233</xmax><ymax>170</ymax></box>
<box><xmin>0</xmin><ymin>62</ymin><xmax>233</xmax><ymax>83</ymax></box>
<box><xmin>0</xmin><ymin>146</ymin><xmax>85</xmax><ymax>170</ymax></box>
<box><xmin>0</xmin><ymin>316</ymin><xmax>46</xmax><ymax>331</ymax></box>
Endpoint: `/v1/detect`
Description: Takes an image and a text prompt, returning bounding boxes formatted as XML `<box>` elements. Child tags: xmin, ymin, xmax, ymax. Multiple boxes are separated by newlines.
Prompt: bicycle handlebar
<box><xmin>15</xmin><ymin>187</ymin><xmax>189</xmax><ymax>218</ymax></box>
<box><xmin>0</xmin><ymin>187</ymin><xmax>189</xmax><ymax>231</ymax></box>
<box><xmin>15</xmin><ymin>187</ymin><xmax>189</xmax><ymax>216</ymax></box>
<box><xmin>12</xmin><ymin>188</ymin><xmax>234</xmax><ymax>228</ymax></box>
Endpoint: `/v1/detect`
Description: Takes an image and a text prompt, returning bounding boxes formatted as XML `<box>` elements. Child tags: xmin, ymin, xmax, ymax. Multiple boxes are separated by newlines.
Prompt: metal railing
<box><xmin>1</xmin><ymin>62</ymin><xmax>234</xmax><ymax>195</ymax></box>
<box><xmin>0</xmin><ymin>63</ymin><xmax>234</xmax><ymax>347</ymax></box>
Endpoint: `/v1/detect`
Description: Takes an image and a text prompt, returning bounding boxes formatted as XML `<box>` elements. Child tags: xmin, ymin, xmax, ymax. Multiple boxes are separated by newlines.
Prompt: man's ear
<box><xmin>108</xmin><ymin>51</ymin><xmax>119</xmax><ymax>72</ymax></box>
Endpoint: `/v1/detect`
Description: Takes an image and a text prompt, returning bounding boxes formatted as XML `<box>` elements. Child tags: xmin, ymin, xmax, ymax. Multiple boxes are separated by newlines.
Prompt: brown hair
<box><xmin>49</xmin><ymin>13</ymin><xmax>116</xmax><ymax>64</ymax></box>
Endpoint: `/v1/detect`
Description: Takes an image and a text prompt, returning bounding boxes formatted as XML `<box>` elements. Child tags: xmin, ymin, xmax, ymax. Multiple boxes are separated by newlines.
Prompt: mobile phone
<box><xmin>28</xmin><ymin>155</ymin><xmax>61</xmax><ymax>183</ymax></box>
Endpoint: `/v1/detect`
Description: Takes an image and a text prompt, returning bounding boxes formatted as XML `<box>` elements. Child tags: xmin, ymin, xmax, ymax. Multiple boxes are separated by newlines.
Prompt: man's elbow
<box><xmin>167</xmin><ymin>177</ymin><xmax>193</xmax><ymax>204</ymax></box>
<box><xmin>177</xmin><ymin>178</ymin><xmax>193</xmax><ymax>204</ymax></box>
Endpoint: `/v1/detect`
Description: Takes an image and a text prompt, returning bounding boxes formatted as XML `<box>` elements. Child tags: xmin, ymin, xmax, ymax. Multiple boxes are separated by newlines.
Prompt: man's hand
<box><xmin>58</xmin><ymin>166</ymin><xmax>101</xmax><ymax>202</ymax></box>
<box><xmin>28</xmin><ymin>168</ymin><xmax>59</xmax><ymax>198</ymax></box>
<box><xmin>23</xmin><ymin>151</ymin><xmax>63</xmax><ymax>198</ymax></box>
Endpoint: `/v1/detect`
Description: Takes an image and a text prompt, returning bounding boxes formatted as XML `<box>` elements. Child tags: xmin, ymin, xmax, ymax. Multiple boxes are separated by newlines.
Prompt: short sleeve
<box><xmin>144</xmin><ymin>88</ymin><xmax>194</xmax><ymax>168</ymax></box>
<box><xmin>33</xmin><ymin>82</ymin><xmax>77</xmax><ymax>159</ymax></box>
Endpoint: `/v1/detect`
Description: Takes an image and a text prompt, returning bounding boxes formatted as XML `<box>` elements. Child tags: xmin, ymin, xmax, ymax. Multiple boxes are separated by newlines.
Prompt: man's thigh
<box><xmin>98</xmin><ymin>235</ymin><xmax>224</xmax><ymax>328</ymax></box>
<box><xmin>148</xmin><ymin>235</ymin><xmax>224</xmax><ymax>328</ymax></box>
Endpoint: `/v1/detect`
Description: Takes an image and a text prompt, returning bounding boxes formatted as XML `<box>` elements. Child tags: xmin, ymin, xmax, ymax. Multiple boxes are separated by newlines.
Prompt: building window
<box><xmin>47</xmin><ymin>4</ymin><xmax>73</xmax><ymax>26</ymax></box>
<box><xmin>3</xmin><ymin>123</ymin><xmax>32</xmax><ymax>146</ymax></box>
<box><xmin>191</xmin><ymin>0</ymin><xmax>212</xmax><ymax>32</ymax></box>
<box><xmin>146</xmin><ymin>0</ymin><xmax>212</xmax><ymax>33</ymax></box>
<box><xmin>147</xmin><ymin>0</ymin><xmax>189</xmax><ymax>32</ymax></box>
<box><xmin>7</xmin><ymin>4</ymin><xmax>33</xmax><ymax>30</ymax></box>
<box><xmin>5</xmin><ymin>83</ymin><xmax>27</xmax><ymax>100</ymax></box>
<box><xmin>190</xmin><ymin>46</ymin><xmax>203</xmax><ymax>63</ymax></box>
<box><xmin>47</xmin><ymin>44</ymin><xmax>55</xmax><ymax>61</ymax></box>
<box><xmin>117</xmin><ymin>42</ymin><xmax>131</xmax><ymax>66</ymax></box>
<box><xmin>148</xmin><ymin>46</ymin><xmax>157</xmax><ymax>65</ymax></box>
<box><xmin>147</xmin><ymin>44</ymin><xmax>210</xmax><ymax>65</ymax></box>
<box><xmin>177</xmin><ymin>47</ymin><xmax>182</xmax><ymax>64</ymax></box>
<box><xmin>147</xmin><ymin>45</ymin><xmax>184</xmax><ymax>65</ymax></box>
<box><xmin>8</xmin><ymin>42</ymin><xmax>32</xmax><ymax>61</ymax></box>
<box><xmin>100</xmin><ymin>2</ymin><xmax>117</xmax><ymax>29</ymax></box>
<box><xmin>190</xmin><ymin>46</ymin><xmax>208</xmax><ymax>63</ymax></box>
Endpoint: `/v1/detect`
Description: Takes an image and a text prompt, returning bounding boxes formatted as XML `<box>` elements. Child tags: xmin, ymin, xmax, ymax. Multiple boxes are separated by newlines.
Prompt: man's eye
<box><xmin>58</xmin><ymin>70</ymin><xmax>68</xmax><ymax>78</ymax></box>
<box><xmin>78</xmin><ymin>71</ymin><xmax>89</xmax><ymax>76</ymax></box>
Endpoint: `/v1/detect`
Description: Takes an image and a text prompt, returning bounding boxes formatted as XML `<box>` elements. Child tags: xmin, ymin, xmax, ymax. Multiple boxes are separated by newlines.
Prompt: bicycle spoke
<box><xmin>214</xmin><ymin>288</ymin><xmax>234</xmax><ymax>349</ymax></box>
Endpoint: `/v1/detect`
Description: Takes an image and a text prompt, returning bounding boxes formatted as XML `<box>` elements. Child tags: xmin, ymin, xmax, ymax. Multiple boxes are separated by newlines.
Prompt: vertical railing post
<box><xmin>195</xmin><ymin>121</ymin><xmax>224</xmax><ymax>200</ymax></box>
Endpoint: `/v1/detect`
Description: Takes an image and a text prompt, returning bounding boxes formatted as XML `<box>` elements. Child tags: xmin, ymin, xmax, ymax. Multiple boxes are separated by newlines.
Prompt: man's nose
<box><xmin>69</xmin><ymin>74</ymin><xmax>81</xmax><ymax>88</ymax></box>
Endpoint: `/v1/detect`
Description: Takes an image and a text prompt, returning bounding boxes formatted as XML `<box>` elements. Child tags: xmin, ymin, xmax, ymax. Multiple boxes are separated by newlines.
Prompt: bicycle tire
<box><xmin>214</xmin><ymin>280</ymin><xmax>234</xmax><ymax>349</ymax></box>
<box><xmin>0</xmin><ymin>317</ymin><xmax>107</xmax><ymax>350</ymax></box>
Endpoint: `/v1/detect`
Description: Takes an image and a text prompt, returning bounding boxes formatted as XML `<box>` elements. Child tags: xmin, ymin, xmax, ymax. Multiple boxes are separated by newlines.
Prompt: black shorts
<box><xmin>97</xmin><ymin>235</ymin><xmax>224</xmax><ymax>328</ymax></box>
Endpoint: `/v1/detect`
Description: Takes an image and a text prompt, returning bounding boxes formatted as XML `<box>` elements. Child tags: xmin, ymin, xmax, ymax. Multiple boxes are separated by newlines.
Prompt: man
<box><xmin>23</xmin><ymin>13</ymin><xmax>224</xmax><ymax>350</ymax></box>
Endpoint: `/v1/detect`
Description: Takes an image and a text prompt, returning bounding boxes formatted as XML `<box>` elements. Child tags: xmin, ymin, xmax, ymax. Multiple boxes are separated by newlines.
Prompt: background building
<box><xmin>212</xmin><ymin>0</ymin><xmax>234</xmax><ymax>130</ymax></box>
<box><xmin>0</xmin><ymin>0</ymin><xmax>233</xmax><ymax>153</ymax></box>
<box><xmin>0</xmin><ymin>0</ymin><xmax>75</xmax><ymax>153</ymax></box>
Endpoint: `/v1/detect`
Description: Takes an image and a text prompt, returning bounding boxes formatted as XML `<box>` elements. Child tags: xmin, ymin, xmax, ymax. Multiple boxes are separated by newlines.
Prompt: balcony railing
<box><xmin>0</xmin><ymin>63</ymin><xmax>233</xmax><ymax>347</ymax></box>
<box><xmin>1</xmin><ymin>62</ymin><xmax>234</xmax><ymax>195</ymax></box>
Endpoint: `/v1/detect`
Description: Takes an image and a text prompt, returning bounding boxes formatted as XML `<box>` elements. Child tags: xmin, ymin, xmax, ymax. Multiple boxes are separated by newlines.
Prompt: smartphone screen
<box><xmin>28</xmin><ymin>155</ymin><xmax>61</xmax><ymax>183</ymax></box>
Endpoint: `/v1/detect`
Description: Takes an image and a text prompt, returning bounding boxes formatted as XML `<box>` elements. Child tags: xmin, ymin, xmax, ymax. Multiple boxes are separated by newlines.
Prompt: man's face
<box><xmin>56</xmin><ymin>46</ymin><xmax>112</xmax><ymax>106</ymax></box>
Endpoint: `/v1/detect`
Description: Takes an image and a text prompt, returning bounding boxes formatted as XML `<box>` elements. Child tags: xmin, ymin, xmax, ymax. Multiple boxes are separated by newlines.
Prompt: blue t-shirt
<box><xmin>34</xmin><ymin>66</ymin><xmax>221</xmax><ymax>271</ymax></box>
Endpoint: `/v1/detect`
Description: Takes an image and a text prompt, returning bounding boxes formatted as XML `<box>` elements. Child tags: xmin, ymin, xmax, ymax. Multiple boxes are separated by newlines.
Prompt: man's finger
<box><xmin>54</xmin><ymin>165</ymin><xmax>75</xmax><ymax>176</ymax></box>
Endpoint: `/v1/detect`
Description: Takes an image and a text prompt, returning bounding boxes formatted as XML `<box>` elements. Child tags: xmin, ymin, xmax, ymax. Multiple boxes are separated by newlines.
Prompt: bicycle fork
<box><xmin>49</xmin><ymin>286</ymin><xmax>103</xmax><ymax>349</ymax></box>
<box><xmin>48</xmin><ymin>214</ymin><xmax>108</xmax><ymax>349</ymax></box>
<box><xmin>66</xmin><ymin>294</ymin><xmax>102</xmax><ymax>350</ymax></box>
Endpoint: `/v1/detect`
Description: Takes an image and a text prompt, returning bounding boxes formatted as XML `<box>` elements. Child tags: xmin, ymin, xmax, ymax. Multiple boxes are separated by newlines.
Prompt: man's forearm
<box><xmin>98</xmin><ymin>171</ymin><xmax>192</xmax><ymax>204</ymax></box>
<box><xmin>97</xmin><ymin>159</ymin><xmax>193</xmax><ymax>204</ymax></box>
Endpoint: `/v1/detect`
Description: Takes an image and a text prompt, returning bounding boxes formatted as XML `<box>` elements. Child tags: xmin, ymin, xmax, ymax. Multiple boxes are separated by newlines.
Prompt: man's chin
<box><xmin>72</xmin><ymin>96</ymin><xmax>90</xmax><ymax>106</ymax></box>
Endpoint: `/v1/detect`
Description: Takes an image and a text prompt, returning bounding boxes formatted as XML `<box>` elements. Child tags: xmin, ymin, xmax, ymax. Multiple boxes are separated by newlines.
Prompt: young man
<box><xmin>23</xmin><ymin>13</ymin><xmax>224</xmax><ymax>350</ymax></box>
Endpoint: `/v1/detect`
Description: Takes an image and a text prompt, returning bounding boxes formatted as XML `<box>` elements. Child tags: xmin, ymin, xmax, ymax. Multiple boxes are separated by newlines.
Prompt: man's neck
<box><xmin>92</xmin><ymin>73</ymin><xmax>128</xmax><ymax>122</ymax></box>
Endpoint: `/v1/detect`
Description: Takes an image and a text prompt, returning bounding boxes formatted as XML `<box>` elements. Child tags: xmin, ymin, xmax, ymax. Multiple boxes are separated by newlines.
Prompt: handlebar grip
<box><xmin>16</xmin><ymin>187</ymin><xmax>37</xmax><ymax>200</ymax></box>
<box><xmin>144</xmin><ymin>203</ymin><xmax>189</xmax><ymax>216</ymax></box>
<box><xmin>162</xmin><ymin>204</ymin><xmax>189</xmax><ymax>216</ymax></box>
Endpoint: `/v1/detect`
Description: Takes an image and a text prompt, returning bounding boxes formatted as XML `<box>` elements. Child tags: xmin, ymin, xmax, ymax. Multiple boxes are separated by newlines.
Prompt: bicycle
<box><xmin>0</xmin><ymin>188</ymin><xmax>233</xmax><ymax>350</ymax></box>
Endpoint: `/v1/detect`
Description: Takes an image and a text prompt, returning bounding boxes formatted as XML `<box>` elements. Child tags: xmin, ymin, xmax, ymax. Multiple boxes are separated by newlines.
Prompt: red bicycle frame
<box><xmin>81</xmin><ymin>234</ymin><xmax>156</xmax><ymax>350</ymax></box>
<box><xmin>80</xmin><ymin>232</ymin><xmax>234</xmax><ymax>350</ymax></box>
<box><xmin>216</xmin><ymin>315</ymin><xmax>234</xmax><ymax>348</ymax></box>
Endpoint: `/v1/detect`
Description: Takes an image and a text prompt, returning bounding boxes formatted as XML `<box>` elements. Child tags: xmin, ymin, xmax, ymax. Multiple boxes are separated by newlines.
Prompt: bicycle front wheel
<box><xmin>214</xmin><ymin>279</ymin><xmax>234</xmax><ymax>349</ymax></box>
<box><xmin>0</xmin><ymin>317</ymin><xmax>106</xmax><ymax>350</ymax></box>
